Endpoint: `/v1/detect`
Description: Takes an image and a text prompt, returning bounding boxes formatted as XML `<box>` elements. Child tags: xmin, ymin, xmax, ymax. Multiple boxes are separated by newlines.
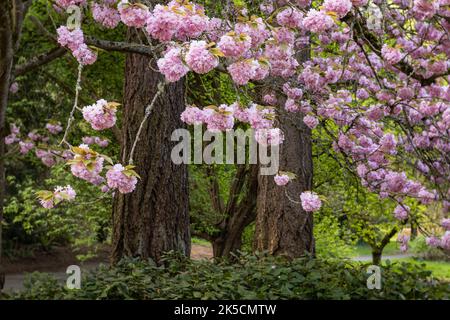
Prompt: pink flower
<box><xmin>426</xmin><ymin>236</ymin><xmax>441</xmax><ymax>247</ymax></box>
<box><xmin>263</xmin><ymin>93</ymin><xmax>277</xmax><ymax>105</ymax></box>
<box><xmin>157</xmin><ymin>47</ymin><xmax>189</xmax><ymax>82</ymax></box>
<box><xmin>276</xmin><ymin>8</ymin><xmax>303</xmax><ymax>29</ymax></box>
<box><xmin>413</xmin><ymin>0</ymin><xmax>439</xmax><ymax>20</ymax></box>
<box><xmin>440</xmin><ymin>231</ymin><xmax>450</xmax><ymax>250</ymax></box>
<box><xmin>217</xmin><ymin>33</ymin><xmax>251</xmax><ymax>58</ymax></box>
<box><xmin>19</xmin><ymin>141</ymin><xmax>34</xmax><ymax>154</ymax></box>
<box><xmin>9</xmin><ymin>82</ymin><xmax>18</xmax><ymax>94</ymax></box>
<box><xmin>441</xmin><ymin>218</ymin><xmax>450</xmax><ymax>230</ymax></box>
<box><xmin>246</xmin><ymin>104</ymin><xmax>274</xmax><ymax>129</ymax></box>
<box><xmin>92</xmin><ymin>3</ymin><xmax>121</xmax><ymax>29</ymax></box>
<box><xmin>57</xmin><ymin>26</ymin><xmax>84</xmax><ymax>51</ymax></box>
<box><xmin>40</xmin><ymin>199</ymin><xmax>54</xmax><ymax>209</ymax></box>
<box><xmin>227</xmin><ymin>59</ymin><xmax>259</xmax><ymax>85</ymax></box>
<box><xmin>255</xmin><ymin>128</ymin><xmax>285</xmax><ymax>146</ymax></box>
<box><xmin>300</xmin><ymin>191</ymin><xmax>322</xmax><ymax>212</ymax></box>
<box><xmin>185</xmin><ymin>41</ymin><xmax>219</xmax><ymax>74</ymax></box>
<box><xmin>55</xmin><ymin>0</ymin><xmax>86</xmax><ymax>10</ymax></box>
<box><xmin>203</xmin><ymin>104</ymin><xmax>235</xmax><ymax>132</ymax></box>
<box><xmin>381</xmin><ymin>44</ymin><xmax>403</xmax><ymax>65</ymax></box>
<box><xmin>95</xmin><ymin>137</ymin><xmax>109</xmax><ymax>148</ymax></box>
<box><xmin>46</xmin><ymin>122</ymin><xmax>63</xmax><ymax>134</ymax></box>
<box><xmin>106</xmin><ymin>164</ymin><xmax>138</xmax><ymax>194</ymax></box>
<box><xmin>323</xmin><ymin>0</ymin><xmax>353</xmax><ymax>18</ymax></box>
<box><xmin>394</xmin><ymin>204</ymin><xmax>410</xmax><ymax>221</ymax></box>
<box><xmin>82</xmin><ymin>99</ymin><xmax>117</xmax><ymax>130</ymax></box>
<box><xmin>235</xmin><ymin>17</ymin><xmax>269</xmax><ymax>48</ymax></box>
<box><xmin>303</xmin><ymin>9</ymin><xmax>335</xmax><ymax>33</ymax></box>
<box><xmin>181</xmin><ymin>106</ymin><xmax>205</xmax><ymax>125</ymax></box>
<box><xmin>397</xmin><ymin>233</ymin><xmax>410</xmax><ymax>252</ymax></box>
<box><xmin>303</xmin><ymin>115</ymin><xmax>319</xmax><ymax>129</ymax></box>
<box><xmin>69</xmin><ymin>144</ymin><xmax>105</xmax><ymax>184</ymax></box>
<box><xmin>118</xmin><ymin>0</ymin><xmax>149</xmax><ymax>28</ymax></box>
<box><xmin>72</xmin><ymin>43</ymin><xmax>97</xmax><ymax>65</ymax></box>
<box><xmin>274</xmin><ymin>174</ymin><xmax>290</xmax><ymax>186</ymax></box>
<box><xmin>54</xmin><ymin>185</ymin><xmax>77</xmax><ymax>202</ymax></box>
<box><xmin>35</xmin><ymin>149</ymin><xmax>56</xmax><ymax>167</ymax></box>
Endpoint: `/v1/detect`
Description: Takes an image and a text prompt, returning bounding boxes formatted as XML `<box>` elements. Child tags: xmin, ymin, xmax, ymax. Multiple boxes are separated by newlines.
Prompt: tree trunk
<box><xmin>212</xmin><ymin>165</ymin><xmax>258</xmax><ymax>258</ymax></box>
<box><xmin>0</xmin><ymin>0</ymin><xmax>15</xmax><ymax>291</ymax></box>
<box><xmin>372</xmin><ymin>249</ymin><xmax>382</xmax><ymax>265</ymax></box>
<box><xmin>111</xmin><ymin>27</ymin><xmax>190</xmax><ymax>264</ymax></box>
<box><xmin>254</xmin><ymin>108</ymin><xmax>314</xmax><ymax>258</ymax></box>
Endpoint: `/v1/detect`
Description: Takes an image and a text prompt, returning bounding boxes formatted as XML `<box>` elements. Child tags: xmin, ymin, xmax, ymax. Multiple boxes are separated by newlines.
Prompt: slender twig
<box><xmin>128</xmin><ymin>81</ymin><xmax>166</xmax><ymax>164</ymax></box>
<box><xmin>59</xmin><ymin>64</ymin><xmax>83</xmax><ymax>147</ymax></box>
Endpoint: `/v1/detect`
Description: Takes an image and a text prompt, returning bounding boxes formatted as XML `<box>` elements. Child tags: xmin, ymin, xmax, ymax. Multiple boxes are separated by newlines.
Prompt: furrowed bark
<box><xmin>111</xmin><ymin>27</ymin><xmax>190</xmax><ymax>264</ymax></box>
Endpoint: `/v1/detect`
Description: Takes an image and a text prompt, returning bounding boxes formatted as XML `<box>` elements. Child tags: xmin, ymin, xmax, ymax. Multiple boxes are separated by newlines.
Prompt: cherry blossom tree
<box><xmin>2</xmin><ymin>0</ymin><xmax>449</xmax><ymax>269</ymax></box>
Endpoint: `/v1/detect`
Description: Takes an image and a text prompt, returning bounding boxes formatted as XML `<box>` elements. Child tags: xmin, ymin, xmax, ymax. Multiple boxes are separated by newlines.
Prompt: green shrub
<box><xmin>5</xmin><ymin>253</ymin><xmax>449</xmax><ymax>300</ymax></box>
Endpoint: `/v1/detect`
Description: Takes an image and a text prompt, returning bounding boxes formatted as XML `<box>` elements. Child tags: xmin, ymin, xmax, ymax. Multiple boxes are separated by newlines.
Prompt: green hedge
<box><xmin>5</xmin><ymin>252</ymin><xmax>449</xmax><ymax>300</ymax></box>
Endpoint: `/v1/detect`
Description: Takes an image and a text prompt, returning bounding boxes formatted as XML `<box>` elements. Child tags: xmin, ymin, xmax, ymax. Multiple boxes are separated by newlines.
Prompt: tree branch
<box><xmin>14</xmin><ymin>47</ymin><xmax>67</xmax><ymax>76</ymax></box>
<box><xmin>85</xmin><ymin>37</ymin><xmax>153</xmax><ymax>57</ymax></box>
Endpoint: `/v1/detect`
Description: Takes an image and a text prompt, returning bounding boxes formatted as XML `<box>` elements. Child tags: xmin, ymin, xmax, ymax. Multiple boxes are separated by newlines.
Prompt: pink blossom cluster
<box><xmin>9</xmin><ymin>82</ymin><xmax>18</xmax><ymax>94</ymax></box>
<box><xmin>302</xmin><ymin>9</ymin><xmax>335</xmax><ymax>33</ymax></box>
<box><xmin>118</xmin><ymin>0</ymin><xmax>150</xmax><ymax>28</ymax></box>
<box><xmin>39</xmin><ymin>185</ymin><xmax>77</xmax><ymax>209</ymax></box>
<box><xmin>303</xmin><ymin>115</ymin><xmax>319</xmax><ymax>129</ymax></box>
<box><xmin>5</xmin><ymin>123</ymin><xmax>20</xmax><ymax>145</ymax></box>
<box><xmin>300</xmin><ymin>191</ymin><xmax>322</xmax><ymax>212</ymax></box>
<box><xmin>106</xmin><ymin>164</ymin><xmax>138</xmax><ymax>194</ymax></box>
<box><xmin>82</xmin><ymin>136</ymin><xmax>109</xmax><ymax>147</ymax></box>
<box><xmin>322</xmin><ymin>0</ymin><xmax>353</xmax><ymax>18</ymax></box>
<box><xmin>157</xmin><ymin>47</ymin><xmax>189</xmax><ymax>82</ymax></box>
<box><xmin>69</xmin><ymin>144</ymin><xmax>105</xmax><ymax>185</ymax></box>
<box><xmin>19</xmin><ymin>141</ymin><xmax>35</xmax><ymax>154</ymax></box>
<box><xmin>276</xmin><ymin>7</ymin><xmax>303</xmax><ymax>29</ymax></box>
<box><xmin>255</xmin><ymin>128</ymin><xmax>285</xmax><ymax>146</ymax></box>
<box><xmin>55</xmin><ymin>0</ymin><xmax>86</xmax><ymax>9</ymax></box>
<box><xmin>92</xmin><ymin>2</ymin><xmax>121</xmax><ymax>29</ymax></box>
<box><xmin>35</xmin><ymin>149</ymin><xmax>57</xmax><ymax>167</ymax></box>
<box><xmin>227</xmin><ymin>59</ymin><xmax>267</xmax><ymax>86</ymax></box>
<box><xmin>57</xmin><ymin>26</ymin><xmax>97</xmax><ymax>65</ymax></box>
<box><xmin>235</xmin><ymin>17</ymin><xmax>269</xmax><ymax>48</ymax></box>
<box><xmin>46</xmin><ymin>122</ymin><xmax>63</xmax><ymax>134</ymax></box>
<box><xmin>185</xmin><ymin>41</ymin><xmax>219</xmax><ymax>74</ymax></box>
<box><xmin>394</xmin><ymin>204</ymin><xmax>410</xmax><ymax>221</ymax></box>
<box><xmin>381</xmin><ymin>44</ymin><xmax>403</xmax><ymax>65</ymax></box>
<box><xmin>217</xmin><ymin>32</ymin><xmax>252</xmax><ymax>58</ymax></box>
<box><xmin>397</xmin><ymin>233</ymin><xmax>410</xmax><ymax>252</ymax></box>
<box><xmin>274</xmin><ymin>174</ymin><xmax>290</xmax><ymax>186</ymax></box>
<box><xmin>203</xmin><ymin>105</ymin><xmax>235</xmax><ymax>132</ymax></box>
<box><xmin>146</xmin><ymin>1</ymin><xmax>209</xmax><ymax>41</ymax></box>
<box><xmin>82</xmin><ymin>99</ymin><xmax>117</xmax><ymax>130</ymax></box>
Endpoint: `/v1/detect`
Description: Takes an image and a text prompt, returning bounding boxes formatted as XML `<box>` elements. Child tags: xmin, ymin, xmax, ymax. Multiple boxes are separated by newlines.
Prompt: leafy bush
<box><xmin>5</xmin><ymin>253</ymin><xmax>449</xmax><ymax>300</ymax></box>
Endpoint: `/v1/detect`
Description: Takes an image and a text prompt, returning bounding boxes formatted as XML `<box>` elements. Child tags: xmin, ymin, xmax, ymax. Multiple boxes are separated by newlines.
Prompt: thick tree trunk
<box><xmin>111</xmin><ymin>28</ymin><xmax>190</xmax><ymax>264</ymax></box>
<box><xmin>212</xmin><ymin>165</ymin><xmax>258</xmax><ymax>258</ymax></box>
<box><xmin>254</xmin><ymin>109</ymin><xmax>314</xmax><ymax>258</ymax></box>
<box><xmin>0</xmin><ymin>0</ymin><xmax>15</xmax><ymax>291</ymax></box>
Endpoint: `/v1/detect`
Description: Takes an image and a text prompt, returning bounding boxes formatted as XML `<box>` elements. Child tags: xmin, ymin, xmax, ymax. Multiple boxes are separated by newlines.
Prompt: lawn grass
<box><xmin>191</xmin><ymin>237</ymin><xmax>211</xmax><ymax>246</ymax></box>
<box><xmin>350</xmin><ymin>241</ymin><xmax>401</xmax><ymax>257</ymax></box>
<box><xmin>386</xmin><ymin>257</ymin><xmax>450</xmax><ymax>281</ymax></box>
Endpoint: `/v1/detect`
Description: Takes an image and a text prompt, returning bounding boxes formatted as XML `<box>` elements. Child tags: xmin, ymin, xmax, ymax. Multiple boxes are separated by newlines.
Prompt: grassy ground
<box><xmin>191</xmin><ymin>237</ymin><xmax>211</xmax><ymax>246</ymax></box>
<box><xmin>349</xmin><ymin>241</ymin><xmax>402</xmax><ymax>257</ymax></box>
<box><xmin>386</xmin><ymin>258</ymin><xmax>450</xmax><ymax>280</ymax></box>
